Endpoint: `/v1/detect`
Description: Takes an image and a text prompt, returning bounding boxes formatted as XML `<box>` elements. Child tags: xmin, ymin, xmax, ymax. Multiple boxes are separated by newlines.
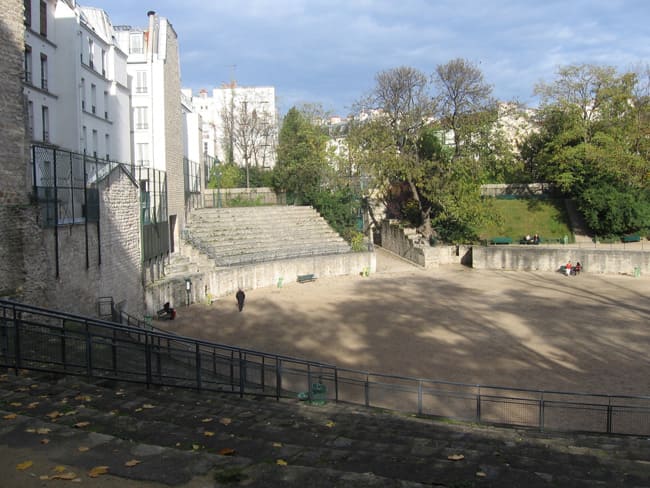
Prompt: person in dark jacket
<box><xmin>236</xmin><ymin>288</ymin><xmax>246</xmax><ymax>312</ymax></box>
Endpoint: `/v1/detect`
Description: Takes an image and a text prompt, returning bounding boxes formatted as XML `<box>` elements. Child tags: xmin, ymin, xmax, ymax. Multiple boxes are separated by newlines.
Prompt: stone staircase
<box><xmin>1</xmin><ymin>370</ymin><xmax>648</xmax><ymax>487</ymax></box>
<box><xmin>183</xmin><ymin>206</ymin><xmax>351</xmax><ymax>268</ymax></box>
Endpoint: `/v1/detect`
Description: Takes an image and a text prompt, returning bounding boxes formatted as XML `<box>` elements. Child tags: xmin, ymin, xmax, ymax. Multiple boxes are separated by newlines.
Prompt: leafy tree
<box><xmin>273</xmin><ymin>106</ymin><xmax>330</xmax><ymax>204</ymax></box>
<box><xmin>522</xmin><ymin>63</ymin><xmax>650</xmax><ymax>235</ymax></box>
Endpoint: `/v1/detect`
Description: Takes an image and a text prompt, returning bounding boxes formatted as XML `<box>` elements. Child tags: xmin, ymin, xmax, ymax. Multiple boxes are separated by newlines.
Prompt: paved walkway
<box><xmin>1</xmin><ymin>371</ymin><xmax>649</xmax><ymax>487</ymax></box>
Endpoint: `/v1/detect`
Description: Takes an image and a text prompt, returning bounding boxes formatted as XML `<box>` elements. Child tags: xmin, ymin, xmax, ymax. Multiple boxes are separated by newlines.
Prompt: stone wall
<box><xmin>472</xmin><ymin>246</ymin><xmax>650</xmax><ymax>276</ymax></box>
<box><xmin>480</xmin><ymin>183</ymin><xmax>551</xmax><ymax>197</ymax></box>
<box><xmin>380</xmin><ymin>221</ymin><xmax>465</xmax><ymax>268</ymax></box>
<box><xmin>0</xmin><ymin>0</ymin><xmax>31</xmax><ymax>299</ymax></box>
<box><xmin>145</xmin><ymin>251</ymin><xmax>376</xmax><ymax>313</ymax></box>
<box><xmin>203</xmin><ymin>187</ymin><xmax>279</xmax><ymax>207</ymax></box>
<box><xmin>163</xmin><ymin>23</ymin><xmax>185</xmax><ymax>252</ymax></box>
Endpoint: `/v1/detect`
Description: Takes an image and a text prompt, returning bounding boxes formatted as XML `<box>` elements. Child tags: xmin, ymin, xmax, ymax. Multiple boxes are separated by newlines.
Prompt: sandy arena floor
<box><xmin>161</xmin><ymin>248</ymin><xmax>650</xmax><ymax>397</ymax></box>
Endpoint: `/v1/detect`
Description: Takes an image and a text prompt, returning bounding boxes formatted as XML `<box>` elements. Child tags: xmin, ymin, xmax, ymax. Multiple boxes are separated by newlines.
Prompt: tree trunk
<box><xmin>407</xmin><ymin>179</ymin><xmax>433</xmax><ymax>240</ymax></box>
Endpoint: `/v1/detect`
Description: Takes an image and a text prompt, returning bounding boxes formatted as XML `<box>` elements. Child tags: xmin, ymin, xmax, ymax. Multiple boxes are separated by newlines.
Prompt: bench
<box><xmin>489</xmin><ymin>237</ymin><xmax>512</xmax><ymax>245</ymax></box>
<box><xmin>622</xmin><ymin>234</ymin><xmax>641</xmax><ymax>243</ymax></box>
<box><xmin>297</xmin><ymin>273</ymin><xmax>316</xmax><ymax>283</ymax></box>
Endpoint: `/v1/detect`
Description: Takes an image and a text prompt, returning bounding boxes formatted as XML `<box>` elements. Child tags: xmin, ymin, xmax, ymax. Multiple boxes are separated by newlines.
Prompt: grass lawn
<box><xmin>478</xmin><ymin>198</ymin><xmax>573</xmax><ymax>242</ymax></box>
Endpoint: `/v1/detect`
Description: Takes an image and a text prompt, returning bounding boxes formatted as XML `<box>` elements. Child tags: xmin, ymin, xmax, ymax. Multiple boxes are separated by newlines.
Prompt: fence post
<box><xmin>417</xmin><ymin>380</ymin><xmax>423</xmax><ymax>416</ymax></box>
<box><xmin>307</xmin><ymin>364</ymin><xmax>312</xmax><ymax>403</ymax></box>
<box><xmin>61</xmin><ymin>321</ymin><xmax>67</xmax><ymax>372</ymax></box>
<box><xmin>195</xmin><ymin>343</ymin><xmax>202</xmax><ymax>391</ymax></box>
<box><xmin>111</xmin><ymin>329</ymin><xmax>117</xmax><ymax>375</ymax></box>
<box><xmin>364</xmin><ymin>374</ymin><xmax>370</xmax><ymax>407</ymax></box>
<box><xmin>239</xmin><ymin>351</ymin><xmax>245</xmax><ymax>398</ymax></box>
<box><xmin>539</xmin><ymin>391</ymin><xmax>545</xmax><ymax>432</ymax></box>
<box><xmin>334</xmin><ymin>368</ymin><xmax>339</xmax><ymax>403</ymax></box>
<box><xmin>275</xmin><ymin>357</ymin><xmax>282</xmax><ymax>401</ymax></box>
<box><xmin>145</xmin><ymin>331</ymin><xmax>152</xmax><ymax>388</ymax></box>
<box><xmin>230</xmin><ymin>350</ymin><xmax>235</xmax><ymax>392</ymax></box>
<box><xmin>85</xmin><ymin>320</ymin><xmax>92</xmax><ymax>380</ymax></box>
<box><xmin>606</xmin><ymin>397</ymin><xmax>613</xmax><ymax>434</ymax></box>
<box><xmin>13</xmin><ymin>305</ymin><xmax>21</xmax><ymax>374</ymax></box>
<box><xmin>476</xmin><ymin>385</ymin><xmax>481</xmax><ymax>423</ymax></box>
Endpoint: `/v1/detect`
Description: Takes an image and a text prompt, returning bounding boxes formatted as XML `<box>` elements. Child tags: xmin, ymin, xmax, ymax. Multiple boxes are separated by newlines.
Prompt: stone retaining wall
<box><xmin>472</xmin><ymin>246</ymin><xmax>650</xmax><ymax>275</ymax></box>
<box><xmin>144</xmin><ymin>251</ymin><xmax>376</xmax><ymax>313</ymax></box>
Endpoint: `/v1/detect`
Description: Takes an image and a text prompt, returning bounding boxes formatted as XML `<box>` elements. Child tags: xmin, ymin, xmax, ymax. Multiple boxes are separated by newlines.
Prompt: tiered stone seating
<box><xmin>183</xmin><ymin>206</ymin><xmax>352</xmax><ymax>267</ymax></box>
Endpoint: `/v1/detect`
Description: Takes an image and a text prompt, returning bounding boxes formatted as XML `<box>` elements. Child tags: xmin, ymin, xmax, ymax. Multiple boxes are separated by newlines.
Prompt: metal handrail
<box><xmin>1</xmin><ymin>298</ymin><xmax>648</xmax><ymax>436</ymax></box>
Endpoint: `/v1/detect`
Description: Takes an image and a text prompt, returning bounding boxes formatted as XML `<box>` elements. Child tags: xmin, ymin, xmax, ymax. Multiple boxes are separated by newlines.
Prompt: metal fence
<box><xmin>1</xmin><ymin>298</ymin><xmax>648</xmax><ymax>436</ymax></box>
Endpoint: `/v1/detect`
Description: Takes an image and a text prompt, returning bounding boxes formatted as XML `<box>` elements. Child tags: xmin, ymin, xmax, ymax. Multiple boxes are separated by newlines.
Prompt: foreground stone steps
<box><xmin>1</xmin><ymin>371</ymin><xmax>648</xmax><ymax>487</ymax></box>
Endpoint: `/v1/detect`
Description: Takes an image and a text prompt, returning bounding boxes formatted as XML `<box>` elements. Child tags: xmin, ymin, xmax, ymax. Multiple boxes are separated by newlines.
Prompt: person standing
<box><xmin>236</xmin><ymin>288</ymin><xmax>246</xmax><ymax>312</ymax></box>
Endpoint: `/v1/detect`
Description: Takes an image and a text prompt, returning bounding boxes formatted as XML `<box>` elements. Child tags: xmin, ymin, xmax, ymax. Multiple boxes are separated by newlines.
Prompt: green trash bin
<box><xmin>297</xmin><ymin>382</ymin><xmax>327</xmax><ymax>405</ymax></box>
<box><xmin>634</xmin><ymin>266</ymin><xmax>641</xmax><ymax>278</ymax></box>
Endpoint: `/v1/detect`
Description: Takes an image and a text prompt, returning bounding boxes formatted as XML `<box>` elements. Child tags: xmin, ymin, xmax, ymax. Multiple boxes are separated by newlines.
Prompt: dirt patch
<box><xmin>162</xmin><ymin>248</ymin><xmax>650</xmax><ymax>397</ymax></box>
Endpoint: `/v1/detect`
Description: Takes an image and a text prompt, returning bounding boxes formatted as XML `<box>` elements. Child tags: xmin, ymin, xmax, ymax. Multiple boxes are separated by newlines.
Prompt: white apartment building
<box><xmin>23</xmin><ymin>0</ymin><xmax>130</xmax><ymax>162</ymax></box>
<box><xmin>189</xmin><ymin>84</ymin><xmax>278</xmax><ymax>169</ymax></box>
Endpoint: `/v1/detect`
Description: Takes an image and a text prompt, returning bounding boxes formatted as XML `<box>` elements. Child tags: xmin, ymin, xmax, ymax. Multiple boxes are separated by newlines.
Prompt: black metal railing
<box><xmin>1</xmin><ymin>299</ymin><xmax>648</xmax><ymax>436</ymax></box>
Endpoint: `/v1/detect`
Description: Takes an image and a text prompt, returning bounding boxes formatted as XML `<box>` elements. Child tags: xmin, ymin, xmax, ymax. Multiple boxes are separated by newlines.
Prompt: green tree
<box><xmin>273</xmin><ymin>106</ymin><xmax>330</xmax><ymax>204</ymax></box>
<box><xmin>521</xmin><ymin>63</ymin><xmax>650</xmax><ymax>235</ymax></box>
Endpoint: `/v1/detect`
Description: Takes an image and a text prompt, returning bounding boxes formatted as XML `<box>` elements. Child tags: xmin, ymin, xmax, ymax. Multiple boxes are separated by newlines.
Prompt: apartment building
<box><xmin>190</xmin><ymin>84</ymin><xmax>278</xmax><ymax>170</ymax></box>
<box><xmin>23</xmin><ymin>0</ymin><xmax>130</xmax><ymax>162</ymax></box>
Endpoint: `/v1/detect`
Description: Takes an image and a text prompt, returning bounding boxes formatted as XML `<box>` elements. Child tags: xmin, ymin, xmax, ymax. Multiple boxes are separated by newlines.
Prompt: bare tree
<box><xmin>433</xmin><ymin>58</ymin><xmax>495</xmax><ymax>157</ymax></box>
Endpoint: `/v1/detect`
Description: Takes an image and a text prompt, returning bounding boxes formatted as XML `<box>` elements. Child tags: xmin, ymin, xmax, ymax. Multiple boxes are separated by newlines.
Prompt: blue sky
<box><xmin>87</xmin><ymin>0</ymin><xmax>650</xmax><ymax>116</ymax></box>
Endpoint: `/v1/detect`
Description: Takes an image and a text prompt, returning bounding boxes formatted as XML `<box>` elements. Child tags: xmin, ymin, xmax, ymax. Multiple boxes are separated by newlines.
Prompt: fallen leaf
<box><xmin>10</xmin><ymin>402</ymin><xmax>22</xmax><ymax>407</ymax></box>
<box><xmin>30</xmin><ymin>384</ymin><xmax>39</xmax><ymax>389</ymax></box>
<box><xmin>201</xmin><ymin>418</ymin><xmax>213</xmax><ymax>423</ymax></box>
<box><xmin>53</xmin><ymin>466</ymin><xmax>67</xmax><ymax>473</ymax></box>
<box><xmin>77</xmin><ymin>446</ymin><xmax>90</xmax><ymax>452</ymax></box>
<box><xmin>51</xmin><ymin>472</ymin><xmax>77</xmax><ymax>480</ymax></box>
<box><xmin>16</xmin><ymin>460</ymin><xmax>33</xmax><ymax>470</ymax></box>
<box><xmin>476</xmin><ymin>471</ymin><xmax>487</xmax><ymax>478</ymax></box>
<box><xmin>272</xmin><ymin>442</ymin><xmax>283</xmax><ymax>448</ymax></box>
<box><xmin>74</xmin><ymin>421</ymin><xmax>90</xmax><ymax>428</ymax></box>
<box><xmin>115</xmin><ymin>390</ymin><xmax>125</xmax><ymax>396</ymax></box>
<box><xmin>74</xmin><ymin>395</ymin><xmax>92</xmax><ymax>402</ymax></box>
<box><xmin>25</xmin><ymin>428</ymin><xmax>36</xmax><ymax>433</ymax></box>
<box><xmin>46</xmin><ymin>411</ymin><xmax>61</xmax><ymax>419</ymax></box>
<box><xmin>27</xmin><ymin>402</ymin><xmax>39</xmax><ymax>409</ymax></box>
<box><xmin>39</xmin><ymin>475</ymin><xmax>50</xmax><ymax>480</ymax></box>
<box><xmin>88</xmin><ymin>466</ymin><xmax>109</xmax><ymax>478</ymax></box>
<box><xmin>276</xmin><ymin>459</ymin><xmax>288</xmax><ymax>466</ymax></box>
<box><xmin>447</xmin><ymin>454</ymin><xmax>465</xmax><ymax>461</ymax></box>
<box><xmin>219</xmin><ymin>417</ymin><xmax>232</xmax><ymax>426</ymax></box>
<box><xmin>40</xmin><ymin>438</ymin><xmax>50</xmax><ymax>445</ymax></box>
<box><xmin>3</xmin><ymin>413</ymin><xmax>17</xmax><ymax>420</ymax></box>
<box><xmin>192</xmin><ymin>444</ymin><xmax>200</xmax><ymax>451</ymax></box>
<box><xmin>325</xmin><ymin>420</ymin><xmax>335</xmax><ymax>428</ymax></box>
<box><xmin>142</xmin><ymin>404</ymin><xmax>155</xmax><ymax>409</ymax></box>
<box><xmin>204</xmin><ymin>431</ymin><xmax>215</xmax><ymax>437</ymax></box>
<box><xmin>124</xmin><ymin>459</ymin><xmax>141</xmax><ymax>467</ymax></box>
<box><xmin>36</xmin><ymin>428</ymin><xmax>51</xmax><ymax>435</ymax></box>
<box><xmin>134</xmin><ymin>408</ymin><xmax>143</xmax><ymax>412</ymax></box>
<box><xmin>175</xmin><ymin>442</ymin><xmax>180</xmax><ymax>447</ymax></box>
<box><xmin>218</xmin><ymin>447</ymin><xmax>236</xmax><ymax>456</ymax></box>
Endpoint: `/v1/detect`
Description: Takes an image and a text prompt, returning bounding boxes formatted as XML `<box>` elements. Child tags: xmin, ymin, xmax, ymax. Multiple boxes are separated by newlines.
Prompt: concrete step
<box><xmin>1</xmin><ymin>371</ymin><xmax>647</xmax><ymax>487</ymax></box>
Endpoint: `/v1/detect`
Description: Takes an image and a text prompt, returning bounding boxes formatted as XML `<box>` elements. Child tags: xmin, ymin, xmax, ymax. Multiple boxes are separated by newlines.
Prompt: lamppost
<box><xmin>185</xmin><ymin>278</ymin><xmax>192</xmax><ymax>306</ymax></box>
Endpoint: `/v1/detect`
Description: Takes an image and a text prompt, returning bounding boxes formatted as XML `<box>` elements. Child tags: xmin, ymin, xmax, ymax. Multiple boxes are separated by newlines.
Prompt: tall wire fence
<box><xmin>1</xmin><ymin>299</ymin><xmax>648</xmax><ymax>436</ymax></box>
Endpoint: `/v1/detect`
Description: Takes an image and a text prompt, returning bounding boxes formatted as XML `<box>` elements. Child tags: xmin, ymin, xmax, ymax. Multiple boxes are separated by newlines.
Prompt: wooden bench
<box><xmin>622</xmin><ymin>234</ymin><xmax>641</xmax><ymax>243</ymax></box>
<box><xmin>489</xmin><ymin>237</ymin><xmax>512</xmax><ymax>245</ymax></box>
<box><xmin>297</xmin><ymin>273</ymin><xmax>316</xmax><ymax>283</ymax></box>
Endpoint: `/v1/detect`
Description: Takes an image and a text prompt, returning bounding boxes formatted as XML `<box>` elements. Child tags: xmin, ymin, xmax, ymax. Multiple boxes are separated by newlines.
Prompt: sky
<box><xmin>87</xmin><ymin>0</ymin><xmax>650</xmax><ymax>117</ymax></box>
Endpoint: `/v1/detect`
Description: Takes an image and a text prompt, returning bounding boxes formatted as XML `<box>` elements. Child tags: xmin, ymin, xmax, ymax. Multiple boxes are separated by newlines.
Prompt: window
<box><xmin>27</xmin><ymin>101</ymin><xmax>34</xmax><ymax>138</ymax></box>
<box><xmin>39</xmin><ymin>0</ymin><xmax>46</xmax><ymax>36</ymax></box>
<box><xmin>103</xmin><ymin>91</ymin><xmax>108</xmax><ymax>119</ymax></box>
<box><xmin>136</xmin><ymin>142</ymin><xmax>149</xmax><ymax>166</ymax></box>
<box><xmin>41</xmin><ymin>105</ymin><xmax>49</xmax><ymax>142</ymax></box>
<box><xmin>82</xmin><ymin>126</ymin><xmax>87</xmax><ymax>152</ymax></box>
<box><xmin>92</xmin><ymin>130</ymin><xmax>98</xmax><ymax>157</ymax></box>
<box><xmin>91</xmin><ymin>84</ymin><xmax>96</xmax><ymax>114</ymax></box>
<box><xmin>105</xmin><ymin>134</ymin><xmax>110</xmax><ymax>160</ymax></box>
<box><xmin>24</xmin><ymin>0</ymin><xmax>31</xmax><ymax>27</ymax></box>
<box><xmin>40</xmin><ymin>53</ymin><xmax>48</xmax><ymax>90</ymax></box>
<box><xmin>129</xmin><ymin>33</ymin><xmax>144</xmax><ymax>54</ymax></box>
<box><xmin>88</xmin><ymin>38</ymin><xmax>94</xmax><ymax>68</ymax></box>
<box><xmin>24</xmin><ymin>45</ymin><xmax>32</xmax><ymax>84</ymax></box>
<box><xmin>101</xmin><ymin>49</ymin><xmax>107</xmax><ymax>76</ymax></box>
<box><xmin>134</xmin><ymin>106</ymin><xmax>148</xmax><ymax>130</ymax></box>
<box><xmin>135</xmin><ymin>71</ymin><xmax>148</xmax><ymax>94</ymax></box>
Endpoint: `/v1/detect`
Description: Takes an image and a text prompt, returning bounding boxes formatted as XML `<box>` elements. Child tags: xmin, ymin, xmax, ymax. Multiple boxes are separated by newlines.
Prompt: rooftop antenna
<box><xmin>226</xmin><ymin>64</ymin><xmax>237</xmax><ymax>88</ymax></box>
